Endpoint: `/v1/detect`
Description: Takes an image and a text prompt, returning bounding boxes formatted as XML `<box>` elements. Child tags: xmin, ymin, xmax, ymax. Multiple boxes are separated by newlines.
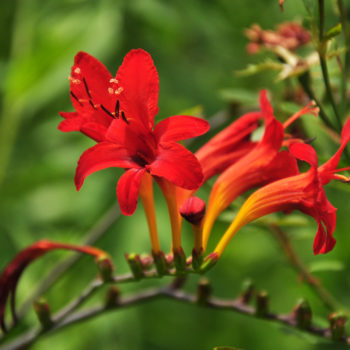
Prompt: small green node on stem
<box><xmin>152</xmin><ymin>251</ymin><xmax>168</xmax><ymax>276</ymax></box>
<box><xmin>329</xmin><ymin>312</ymin><xmax>347</xmax><ymax>341</ymax></box>
<box><xmin>173</xmin><ymin>248</ymin><xmax>187</xmax><ymax>273</ymax></box>
<box><xmin>125</xmin><ymin>253</ymin><xmax>144</xmax><ymax>280</ymax></box>
<box><xmin>192</xmin><ymin>248</ymin><xmax>204</xmax><ymax>272</ymax></box>
<box><xmin>96</xmin><ymin>256</ymin><xmax>114</xmax><ymax>283</ymax></box>
<box><xmin>256</xmin><ymin>291</ymin><xmax>269</xmax><ymax>317</ymax></box>
<box><xmin>33</xmin><ymin>298</ymin><xmax>53</xmax><ymax>330</ymax></box>
<box><xmin>199</xmin><ymin>252</ymin><xmax>219</xmax><ymax>273</ymax></box>
<box><xmin>240</xmin><ymin>279</ymin><xmax>255</xmax><ymax>304</ymax></box>
<box><xmin>105</xmin><ymin>286</ymin><xmax>120</xmax><ymax>308</ymax></box>
<box><xmin>293</xmin><ymin>299</ymin><xmax>312</xmax><ymax>329</ymax></box>
<box><xmin>196</xmin><ymin>277</ymin><xmax>212</xmax><ymax>305</ymax></box>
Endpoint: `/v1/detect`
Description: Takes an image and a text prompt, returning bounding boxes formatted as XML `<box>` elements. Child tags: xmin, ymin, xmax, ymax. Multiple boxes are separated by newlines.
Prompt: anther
<box><xmin>70</xmin><ymin>91</ymin><xmax>83</xmax><ymax>107</ymax></box>
<box><xmin>74</xmin><ymin>67</ymin><xmax>81</xmax><ymax>74</ymax></box>
<box><xmin>121</xmin><ymin>111</ymin><xmax>129</xmax><ymax>124</ymax></box>
<box><xmin>115</xmin><ymin>87</ymin><xmax>124</xmax><ymax>95</ymax></box>
<box><xmin>108</xmin><ymin>88</ymin><xmax>114</xmax><ymax>95</ymax></box>
<box><xmin>109</xmin><ymin>78</ymin><xmax>119</xmax><ymax>84</ymax></box>
<box><xmin>82</xmin><ymin>78</ymin><xmax>92</xmax><ymax>99</ymax></box>
<box><xmin>100</xmin><ymin>104</ymin><xmax>116</xmax><ymax>119</ymax></box>
<box><xmin>115</xmin><ymin>100</ymin><xmax>120</xmax><ymax>118</ymax></box>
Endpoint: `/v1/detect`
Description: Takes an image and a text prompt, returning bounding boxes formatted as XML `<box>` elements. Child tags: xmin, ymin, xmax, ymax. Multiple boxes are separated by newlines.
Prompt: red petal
<box><xmin>116</xmin><ymin>49</ymin><xmax>159</xmax><ymax>130</ymax></box>
<box><xmin>259</xmin><ymin>90</ymin><xmax>274</xmax><ymax>121</ymax></box>
<box><xmin>71</xmin><ymin>52</ymin><xmax>114</xmax><ymax>111</ymax></box>
<box><xmin>289</xmin><ymin>143</ymin><xmax>318</xmax><ymax>168</ymax></box>
<box><xmin>75</xmin><ymin>142</ymin><xmax>138</xmax><ymax>190</ymax></box>
<box><xmin>117</xmin><ymin>168</ymin><xmax>146</xmax><ymax>215</ymax></box>
<box><xmin>153</xmin><ymin>115</ymin><xmax>210</xmax><ymax>143</ymax></box>
<box><xmin>148</xmin><ymin>143</ymin><xmax>203</xmax><ymax>190</ymax></box>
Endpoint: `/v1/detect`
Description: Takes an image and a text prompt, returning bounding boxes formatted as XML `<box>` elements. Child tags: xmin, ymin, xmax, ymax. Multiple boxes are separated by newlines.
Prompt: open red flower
<box><xmin>213</xmin><ymin>118</ymin><xmax>350</xmax><ymax>258</ymax></box>
<box><xmin>0</xmin><ymin>240</ymin><xmax>109</xmax><ymax>332</ymax></box>
<box><xmin>73</xmin><ymin>49</ymin><xmax>209</xmax><ymax>217</ymax></box>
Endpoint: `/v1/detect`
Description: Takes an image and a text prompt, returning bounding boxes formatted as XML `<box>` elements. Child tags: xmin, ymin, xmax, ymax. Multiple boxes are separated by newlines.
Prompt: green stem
<box><xmin>338</xmin><ymin>0</ymin><xmax>350</xmax><ymax>116</ymax></box>
<box><xmin>298</xmin><ymin>72</ymin><xmax>334</xmax><ymax>130</ymax></box>
<box><xmin>318</xmin><ymin>0</ymin><xmax>342</xmax><ymax>131</ymax></box>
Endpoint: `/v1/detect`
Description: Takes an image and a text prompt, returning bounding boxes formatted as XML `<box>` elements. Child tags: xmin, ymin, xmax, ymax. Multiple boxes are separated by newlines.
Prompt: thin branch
<box><xmin>269</xmin><ymin>224</ymin><xmax>343</xmax><ymax>312</ymax></box>
<box><xmin>2</xmin><ymin>283</ymin><xmax>347</xmax><ymax>350</ymax></box>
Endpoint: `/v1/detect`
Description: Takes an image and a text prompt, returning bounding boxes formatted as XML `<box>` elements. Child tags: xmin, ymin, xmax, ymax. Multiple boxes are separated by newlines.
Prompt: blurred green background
<box><xmin>1</xmin><ymin>0</ymin><xmax>350</xmax><ymax>349</ymax></box>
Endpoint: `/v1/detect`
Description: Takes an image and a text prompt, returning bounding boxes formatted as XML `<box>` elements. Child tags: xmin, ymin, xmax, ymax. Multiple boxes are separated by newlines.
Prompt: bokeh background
<box><xmin>1</xmin><ymin>0</ymin><xmax>350</xmax><ymax>349</ymax></box>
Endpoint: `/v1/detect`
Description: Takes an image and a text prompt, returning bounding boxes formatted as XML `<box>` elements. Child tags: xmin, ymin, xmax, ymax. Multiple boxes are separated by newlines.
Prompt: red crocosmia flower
<box><xmin>74</xmin><ymin>49</ymin><xmax>209</xmax><ymax>215</ymax></box>
<box><xmin>59</xmin><ymin>52</ymin><xmax>117</xmax><ymax>142</ymax></box>
<box><xmin>73</xmin><ymin>49</ymin><xmax>209</xmax><ymax>253</ymax></box>
<box><xmin>213</xmin><ymin>118</ymin><xmax>350</xmax><ymax>258</ymax></box>
<box><xmin>0</xmin><ymin>240</ymin><xmax>108</xmax><ymax>332</ymax></box>
<box><xmin>202</xmin><ymin>90</ymin><xmax>300</xmax><ymax>250</ymax></box>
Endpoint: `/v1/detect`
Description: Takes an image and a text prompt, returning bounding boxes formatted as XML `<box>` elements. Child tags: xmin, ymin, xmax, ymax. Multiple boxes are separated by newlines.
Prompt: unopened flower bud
<box><xmin>256</xmin><ymin>291</ymin><xmax>269</xmax><ymax>317</ymax></box>
<box><xmin>196</xmin><ymin>278</ymin><xmax>212</xmax><ymax>305</ymax></box>
<box><xmin>180</xmin><ymin>197</ymin><xmax>206</xmax><ymax>225</ymax></box>
<box><xmin>33</xmin><ymin>298</ymin><xmax>52</xmax><ymax>330</ymax></box>
<box><xmin>125</xmin><ymin>253</ymin><xmax>144</xmax><ymax>280</ymax></box>
<box><xmin>293</xmin><ymin>299</ymin><xmax>311</xmax><ymax>329</ymax></box>
<box><xmin>105</xmin><ymin>286</ymin><xmax>120</xmax><ymax>308</ymax></box>
<box><xmin>240</xmin><ymin>279</ymin><xmax>255</xmax><ymax>304</ymax></box>
<box><xmin>329</xmin><ymin>313</ymin><xmax>347</xmax><ymax>341</ymax></box>
<box><xmin>96</xmin><ymin>256</ymin><xmax>114</xmax><ymax>283</ymax></box>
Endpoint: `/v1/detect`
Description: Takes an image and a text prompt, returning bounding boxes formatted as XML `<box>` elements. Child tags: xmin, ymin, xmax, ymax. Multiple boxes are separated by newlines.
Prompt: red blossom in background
<box><xmin>213</xmin><ymin>118</ymin><xmax>350</xmax><ymax>258</ymax></box>
<box><xmin>0</xmin><ymin>240</ymin><xmax>109</xmax><ymax>332</ymax></box>
<box><xmin>72</xmin><ymin>49</ymin><xmax>209</xmax><ymax>216</ymax></box>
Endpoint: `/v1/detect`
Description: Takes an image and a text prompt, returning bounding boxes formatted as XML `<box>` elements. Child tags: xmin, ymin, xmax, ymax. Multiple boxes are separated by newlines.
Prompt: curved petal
<box><xmin>289</xmin><ymin>143</ymin><xmax>318</xmax><ymax>168</ymax></box>
<box><xmin>153</xmin><ymin>115</ymin><xmax>210</xmax><ymax>143</ymax></box>
<box><xmin>58</xmin><ymin>112</ymin><xmax>84</xmax><ymax>132</ymax></box>
<box><xmin>71</xmin><ymin>52</ymin><xmax>114</xmax><ymax>111</ymax></box>
<box><xmin>117</xmin><ymin>168</ymin><xmax>146</xmax><ymax>215</ymax></box>
<box><xmin>116</xmin><ymin>49</ymin><xmax>159</xmax><ymax>130</ymax></box>
<box><xmin>148</xmin><ymin>143</ymin><xmax>203</xmax><ymax>190</ymax></box>
<box><xmin>75</xmin><ymin>142</ymin><xmax>138</xmax><ymax>190</ymax></box>
<box><xmin>259</xmin><ymin>90</ymin><xmax>274</xmax><ymax>121</ymax></box>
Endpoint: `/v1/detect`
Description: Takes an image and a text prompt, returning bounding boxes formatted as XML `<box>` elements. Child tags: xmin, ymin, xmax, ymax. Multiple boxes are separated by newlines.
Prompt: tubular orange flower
<box><xmin>0</xmin><ymin>240</ymin><xmax>109</xmax><ymax>332</ymax></box>
<box><xmin>202</xmin><ymin>90</ymin><xmax>302</xmax><ymax>250</ymax></box>
<box><xmin>213</xmin><ymin>118</ymin><xmax>350</xmax><ymax>258</ymax></box>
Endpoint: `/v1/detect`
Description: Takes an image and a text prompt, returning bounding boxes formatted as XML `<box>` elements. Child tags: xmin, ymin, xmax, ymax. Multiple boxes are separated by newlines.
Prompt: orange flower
<box><xmin>213</xmin><ymin>118</ymin><xmax>350</xmax><ymax>258</ymax></box>
<box><xmin>202</xmin><ymin>90</ymin><xmax>305</xmax><ymax>249</ymax></box>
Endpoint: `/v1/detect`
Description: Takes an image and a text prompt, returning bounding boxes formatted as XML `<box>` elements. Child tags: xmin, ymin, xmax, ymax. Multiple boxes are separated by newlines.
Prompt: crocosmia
<box><xmin>69</xmin><ymin>49</ymin><xmax>209</xmax><ymax>216</ymax></box>
<box><xmin>213</xmin><ymin>118</ymin><xmax>350</xmax><ymax>258</ymax></box>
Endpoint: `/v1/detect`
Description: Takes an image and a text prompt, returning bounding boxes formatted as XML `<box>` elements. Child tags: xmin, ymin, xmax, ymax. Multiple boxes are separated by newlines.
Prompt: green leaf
<box><xmin>325</xmin><ymin>23</ymin><xmax>342</xmax><ymax>41</ymax></box>
<box><xmin>235</xmin><ymin>61</ymin><xmax>282</xmax><ymax>77</ymax></box>
<box><xmin>214</xmin><ymin>347</ymin><xmax>243</xmax><ymax>350</ymax></box>
<box><xmin>309</xmin><ymin>260</ymin><xmax>345</xmax><ymax>273</ymax></box>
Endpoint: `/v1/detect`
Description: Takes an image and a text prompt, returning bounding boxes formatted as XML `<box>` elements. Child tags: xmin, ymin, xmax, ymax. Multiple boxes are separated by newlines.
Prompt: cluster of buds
<box><xmin>245</xmin><ymin>22</ymin><xmax>311</xmax><ymax>54</ymax></box>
